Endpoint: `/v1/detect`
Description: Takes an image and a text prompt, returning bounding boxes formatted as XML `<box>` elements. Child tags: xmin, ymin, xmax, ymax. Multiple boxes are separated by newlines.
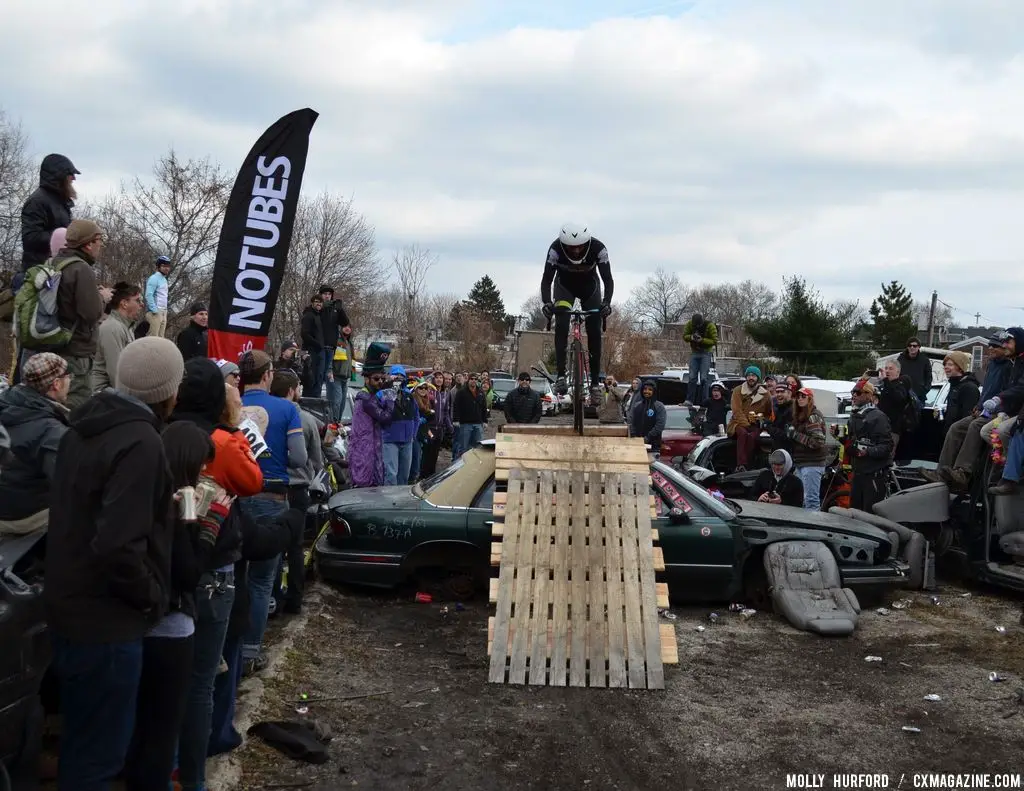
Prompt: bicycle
<box><xmin>546</xmin><ymin>302</ymin><xmax>606</xmax><ymax>435</ymax></box>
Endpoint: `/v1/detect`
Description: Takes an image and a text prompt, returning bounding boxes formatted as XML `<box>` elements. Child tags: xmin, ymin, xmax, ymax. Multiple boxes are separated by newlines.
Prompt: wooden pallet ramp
<box><xmin>487</xmin><ymin>432</ymin><xmax>675</xmax><ymax>689</ymax></box>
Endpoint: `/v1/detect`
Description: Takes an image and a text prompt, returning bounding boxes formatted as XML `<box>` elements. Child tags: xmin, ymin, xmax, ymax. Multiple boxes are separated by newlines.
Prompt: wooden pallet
<box><xmin>487</xmin><ymin>433</ymin><xmax>675</xmax><ymax>689</ymax></box>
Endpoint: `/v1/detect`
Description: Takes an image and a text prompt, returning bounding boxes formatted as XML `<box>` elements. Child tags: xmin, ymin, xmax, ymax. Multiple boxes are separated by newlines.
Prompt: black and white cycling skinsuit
<box><xmin>540</xmin><ymin>237</ymin><xmax>614</xmax><ymax>382</ymax></box>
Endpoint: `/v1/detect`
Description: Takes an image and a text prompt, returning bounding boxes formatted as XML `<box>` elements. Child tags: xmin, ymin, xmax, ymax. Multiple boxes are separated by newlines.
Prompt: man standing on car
<box><xmin>317</xmin><ymin>284</ymin><xmax>352</xmax><ymax>421</ymax></box>
<box><xmin>504</xmin><ymin>372</ymin><xmax>542</xmax><ymax>425</ymax></box>
<box><xmin>682</xmin><ymin>313</ymin><xmax>717</xmax><ymax>406</ymax></box>
<box><xmin>848</xmin><ymin>379</ymin><xmax>894</xmax><ymax>513</ymax></box>
<box><xmin>897</xmin><ymin>337</ymin><xmax>932</xmax><ymax>402</ymax></box>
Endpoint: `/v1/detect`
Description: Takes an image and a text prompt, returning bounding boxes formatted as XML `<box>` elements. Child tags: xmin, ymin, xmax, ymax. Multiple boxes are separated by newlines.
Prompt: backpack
<box><xmin>13</xmin><ymin>255</ymin><xmax>79</xmax><ymax>350</ymax></box>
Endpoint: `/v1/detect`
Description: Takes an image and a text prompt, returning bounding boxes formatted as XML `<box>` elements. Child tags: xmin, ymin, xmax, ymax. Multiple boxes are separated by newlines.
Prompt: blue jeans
<box><xmin>1004</xmin><ymin>431</ymin><xmax>1024</xmax><ymax>483</ymax></box>
<box><xmin>241</xmin><ymin>496</ymin><xmax>287</xmax><ymax>660</ymax></box>
<box><xmin>796</xmin><ymin>465</ymin><xmax>825</xmax><ymax>511</ymax></box>
<box><xmin>178</xmin><ymin>575</ymin><xmax>236</xmax><ymax>790</ymax></box>
<box><xmin>51</xmin><ymin>635</ymin><xmax>143</xmax><ymax>791</ymax></box>
<box><xmin>327</xmin><ymin>371</ymin><xmax>348</xmax><ymax>423</ymax></box>
<box><xmin>383</xmin><ymin>441</ymin><xmax>414</xmax><ymax>485</ymax></box>
<box><xmin>455</xmin><ymin>424</ymin><xmax>483</xmax><ymax>460</ymax></box>
<box><xmin>687</xmin><ymin>352</ymin><xmax>712</xmax><ymax>404</ymax></box>
<box><xmin>208</xmin><ymin>636</ymin><xmax>244</xmax><ymax>757</ymax></box>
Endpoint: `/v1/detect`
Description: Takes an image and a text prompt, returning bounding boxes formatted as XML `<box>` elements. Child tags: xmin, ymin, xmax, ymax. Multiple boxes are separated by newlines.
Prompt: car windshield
<box><xmin>493</xmin><ymin>380</ymin><xmax>517</xmax><ymax>394</ymax></box>
<box><xmin>924</xmin><ymin>384</ymin><xmax>944</xmax><ymax>408</ymax></box>
<box><xmin>664</xmin><ymin>409</ymin><xmax>692</xmax><ymax>431</ymax></box>
<box><xmin>686</xmin><ymin>436</ymin><xmax>716</xmax><ymax>463</ymax></box>
<box><xmin>412</xmin><ymin>456</ymin><xmax>466</xmax><ymax>498</ymax></box>
<box><xmin>530</xmin><ymin>380</ymin><xmax>550</xmax><ymax>394</ymax></box>
<box><xmin>651</xmin><ymin>461</ymin><xmax>736</xmax><ymax>520</ymax></box>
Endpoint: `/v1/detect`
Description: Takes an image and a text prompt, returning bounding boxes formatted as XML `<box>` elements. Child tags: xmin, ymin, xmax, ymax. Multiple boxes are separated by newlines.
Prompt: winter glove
<box><xmin>542</xmin><ymin>302</ymin><xmax>554</xmax><ymax>320</ymax></box>
<box><xmin>982</xmin><ymin>397</ymin><xmax>1001</xmax><ymax>418</ymax></box>
<box><xmin>375</xmin><ymin>389</ymin><xmax>387</xmax><ymax>403</ymax></box>
<box><xmin>198</xmin><ymin>494</ymin><xmax>234</xmax><ymax>547</ymax></box>
<box><xmin>600</xmin><ymin>303</ymin><xmax>612</xmax><ymax>319</ymax></box>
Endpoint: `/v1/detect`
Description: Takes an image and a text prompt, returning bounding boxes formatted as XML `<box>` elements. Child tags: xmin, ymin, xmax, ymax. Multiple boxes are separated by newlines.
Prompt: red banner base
<box><xmin>207</xmin><ymin>330</ymin><xmax>267</xmax><ymax>362</ymax></box>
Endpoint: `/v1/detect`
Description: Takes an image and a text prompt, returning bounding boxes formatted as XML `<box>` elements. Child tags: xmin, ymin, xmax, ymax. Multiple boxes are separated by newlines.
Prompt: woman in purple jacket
<box><xmin>349</xmin><ymin>344</ymin><xmax>395</xmax><ymax>488</ymax></box>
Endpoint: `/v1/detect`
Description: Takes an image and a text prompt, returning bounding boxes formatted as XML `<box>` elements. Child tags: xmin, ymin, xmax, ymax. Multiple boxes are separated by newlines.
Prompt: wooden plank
<box><xmin>507</xmin><ymin>471</ymin><xmax>539</xmax><ymax>685</ymax></box>
<box><xmin>493</xmin><ymin>535</ymin><xmax>666</xmax><ymax>569</ymax></box>
<box><xmin>587</xmin><ymin>471</ymin><xmax>608</xmax><ymax>688</ymax></box>
<box><xmin>494</xmin><ymin>501</ymin><xmax>657</xmax><ymax>521</ymax></box>
<box><xmin>499</xmin><ymin>424</ymin><xmax>628</xmax><ymax>437</ymax></box>
<box><xmin>603</xmin><ymin>473</ymin><xmax>627</xmax><ymax>688</ymax></box>
<box><xmin>488</xmin><ymin>472</ymin><xmax>523</xmax><ymax>683</ymax></box>
<box><xmin>496</xmin><ymin>465</ymin><xmax>651</xmax><ymax>481</ymax></box>
<box><xmin>660</xmin><ymin>624</ymin><xmax>678</xmax><ymax>665</ymax></box>
<box><xmin>528</xmin><ymin>471</ymin><xmax>554</xmax><ymax>684</ymax></box>
<box><xmin>632</xmin><ymin>471</ymin><xmax>665</xmax><ymax>689</ymax></box>
<box><xmin>495</xmin><ymin>436</ymin><xmax>649</xmax><ymax>464</ymax></box>
<box><xmin>618</xmin><ymin>473</ymin><xmax>647</xmax><ymax>689</ymax></box>
<box><xmin>489</xmin><ymin>618</ymin><xmax>678</xmax><ymax>665</ymax></box>
<box><xmin>549</xmin><ymin>469</ymin><xmax>571</xmax><ymax>687</ymax></box>
<box><xmin>493</xmin><ymin>491</ymin><xmax>656</xmax><ymax>509</ymax></box>
<box><xmin>652</xmin><ymin>546</ymin><xmax>664</xmax><ymax>572</ymax></box>
<box><xmin>568</xmin><ymin>470</ymin><xmax>588</xmax><ymax>687</ymax></box>
<box><xmin>490</xmin><ymin>577</ymin><xmax>668</xmax><ymax>609</ymax></box>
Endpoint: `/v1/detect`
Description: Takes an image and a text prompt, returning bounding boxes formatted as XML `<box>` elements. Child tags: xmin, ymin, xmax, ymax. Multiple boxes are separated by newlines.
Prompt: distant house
<box><xmin>950</xmin><ymin>335</ymin><xmax>995</xmax><ymax>377</ymax></box>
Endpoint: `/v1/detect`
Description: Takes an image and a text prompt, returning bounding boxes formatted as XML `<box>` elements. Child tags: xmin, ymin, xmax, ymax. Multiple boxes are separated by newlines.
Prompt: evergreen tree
<box><xmin>869</xmin><ymin>281</ymin><xmax>916</xmax><ymax>352</ymax></box>
<box><xmin>467</xmin><ymin>275</ymin><xmax>507</xmax><ymax>324</ymax></box>
<box><xmin>745</xmin><ymin>277</ymin><xmax>869</xmax><ymax>378</ymax></box>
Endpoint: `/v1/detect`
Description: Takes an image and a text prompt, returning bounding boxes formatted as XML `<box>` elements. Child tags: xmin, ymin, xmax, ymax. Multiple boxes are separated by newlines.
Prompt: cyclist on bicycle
<box><xmin>540</xmin><ymin>223</ymin><xmax>614</xmax><ymax>398</ymax></box>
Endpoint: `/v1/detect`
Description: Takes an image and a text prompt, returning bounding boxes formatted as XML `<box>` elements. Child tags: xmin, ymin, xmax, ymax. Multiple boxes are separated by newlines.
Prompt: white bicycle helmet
<box><xmin>558</xmin><ymin>223</ymin><xmax>592</xmax><ymax>265</ymax></box>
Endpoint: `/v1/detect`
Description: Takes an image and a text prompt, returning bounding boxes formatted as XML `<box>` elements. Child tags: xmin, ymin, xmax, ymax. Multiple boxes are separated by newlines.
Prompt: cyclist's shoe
<box><xmin>555</xmin><ymin>376</ymin><xmax>568</xmax><ymax>395</ymax></box>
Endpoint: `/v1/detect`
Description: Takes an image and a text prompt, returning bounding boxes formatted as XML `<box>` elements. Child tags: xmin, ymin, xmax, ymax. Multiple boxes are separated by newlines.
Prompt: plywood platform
<box><xmin>487</xmin><ymin>432</ymin><xmax>675</xmax><ymax>689</ymax></box>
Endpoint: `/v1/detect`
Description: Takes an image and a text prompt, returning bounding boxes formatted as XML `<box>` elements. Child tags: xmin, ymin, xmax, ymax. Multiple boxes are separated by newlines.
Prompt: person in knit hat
<box><xmin>941</xmin><ymin>351</ymin><xmax>980</xmax><ymax>431</ymax></box>
<box><xmin>0</xmin><ymin>352</ymin><xmax>71</xmax><ymax>533</ymax></box>
<box><xmin>44</xmin><ymin>336</ymin><xmax>181</xmax><ymax>788</ymax></box>
<box><xmin>52</xmin><ymin>217</ymin><xmax>114</xmax><ymax>409</ymax></box>
<box><xmin>175</xmin><ymin>301</ymin><xmax>209</xmax><ymax>362</ymax></box>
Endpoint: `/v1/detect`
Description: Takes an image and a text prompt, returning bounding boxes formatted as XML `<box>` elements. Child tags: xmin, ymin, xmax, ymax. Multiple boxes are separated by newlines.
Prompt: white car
<box><xmin>529</xmin><ymin>378</ymin><xmax>560</xmax><ymax>417</ymax></box>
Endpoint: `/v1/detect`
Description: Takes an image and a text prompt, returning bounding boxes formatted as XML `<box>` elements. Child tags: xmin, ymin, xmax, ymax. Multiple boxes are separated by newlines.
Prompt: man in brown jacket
<box><xmin>54</xmin><ymin>219</ymin><xmax>112</xmax><ymax>408</ymax></box>
<box><xmin>727</xmin><ymin>365</ymin><xmax>773</xmax><ymax>471</ymax></box>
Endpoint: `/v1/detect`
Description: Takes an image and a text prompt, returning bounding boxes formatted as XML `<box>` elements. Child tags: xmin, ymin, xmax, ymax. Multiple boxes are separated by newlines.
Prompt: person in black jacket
<box><xmin>698</xmin><ymin>381</ymin><xmax>730</xmax><ymax>437</ymax></box>
<box><xmin>452</xmin><ymin>374</ymin><xmax>487</xmax><ymax>459</ymax></box>
<box><xmin>44</xmin><ymin>336</ymin><xmax>183</xmax><ymax>789</ymax></box>
<box><xmin>300</xmin><ymin>294</ymin><xmax>326</xmax><ymax>397</ymax></box>
<box><xmin>0</xmin><ymin>352</ymin><xmax>70</xmax><ymax>532</ymax></box>
<box><xmin>878</xmin><ymin>360</ymin><xmax>913</xmax><ymax>450</ymax></box>
<box><xmin>630</xmin><ymin>379</ymin><xmax>667</xmax><ymax>450</ymax></box>
<box><xmin>752</xmin><ymin>449</ymin><xmax>804</xmax><ymax>507</ymax></box>
<box><xmin>764</xmin><ymin>380</ymin><xmax>795</xmax><ymax>450</ymax></box>
<box><xmin>317</xmin><ymin>284</ymin><xmax>352</xmax><ymax>422</ymax></box>
<box><xmin>897</xmin><ymin>337</ymin><xmax>932</xmax><ymax>401</ymax></box>
<box><xmin>175</xmin><ymin>301</ymin><xmax>209</xmax><ymax>361</ymax></box>
<box><xmin>504</xmin><ymin>372</ymin><xmax>542</xmax><ymax>424</ymax></box>
<box><xmin>20</xmin><ymin>153</ymin><xmax>78</xmax><ymax>272</ymax></box>
<box><xmin>848</xmin><ymin>380</ymin><xmax>894</xmax><ymax>513</ymax></box>
<box><xmin>941</xmin><ymin>351</ymin><xmax>980</xmax><ymax>431</ymax></box>
<box><xmin>123</xmin><ymin>422</ymin><xmax>222</xmax><ymax>791</ymax></box>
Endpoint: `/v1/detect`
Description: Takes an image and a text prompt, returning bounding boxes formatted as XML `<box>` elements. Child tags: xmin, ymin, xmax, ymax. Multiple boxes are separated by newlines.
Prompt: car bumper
<box><xmin>313</xmin><ymin>533</ymin><xmax>405</xmax><ymax>588</ymax></box>
<box><xmin>842</xmin><ymin>561</ymin><xmax>912</xmax><ymax>587</ymax></box>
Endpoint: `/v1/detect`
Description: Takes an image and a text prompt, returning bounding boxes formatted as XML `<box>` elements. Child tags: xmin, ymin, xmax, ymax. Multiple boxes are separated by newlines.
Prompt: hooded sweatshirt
<box><xmin>981</xmin><ymin>356</ymin><xmax>1012</xmax><ymax>404</ymax></box>
<box><xmin>0</xmin><ymin>384</ymin><xmax>70</xmax><ymax>521</ymax></box>
<box><xmin>44</xmin><ymin>390</ymin><xmax>174</xmax><ymax>642</ymax></box>
<box><xmin>994</xmin><ymin>328</ymin><xmax>1024</xmax><ymax>416</ymax></box>
<box><xmin>20</xmin><ymin>153</ymin><xmax>76</xmax><ymax>271</ymax></box>
<box><xmin>630</xmin><ymin>380</ymin><xmax>667</xmax><ymax>446</ymax></box>
<box><xmin>700</xmin><ymin>388</ymin><xmax>729</xmax><ymax>436</ymax></box>
<box><xmin>382</xmin><ymin>369</ymin><xmax>420</xmax><ymax>445</ymax></box>
<box><xmin>848</xmin><ymin>403</ymin><xmax>894</xmax><ymax>476</ymax></box>
<box><xmin>752</xmin><ymin>449</ymin><xmax>804</xmax><ymax>507</ymax></box>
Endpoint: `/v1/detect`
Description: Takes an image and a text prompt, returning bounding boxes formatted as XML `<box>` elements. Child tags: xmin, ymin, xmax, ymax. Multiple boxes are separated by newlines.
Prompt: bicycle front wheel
<box><xmin>571</xmin><ymin>337</ymin><xmax>584</xmax><ymax>435</ymax></box>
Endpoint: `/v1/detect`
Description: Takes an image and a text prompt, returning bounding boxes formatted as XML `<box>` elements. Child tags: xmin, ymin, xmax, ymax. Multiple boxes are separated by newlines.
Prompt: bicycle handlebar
<box><xmin>545</xmin><ymin>308</ymin><xmax>607</xmax><ymax>333</ymax></box>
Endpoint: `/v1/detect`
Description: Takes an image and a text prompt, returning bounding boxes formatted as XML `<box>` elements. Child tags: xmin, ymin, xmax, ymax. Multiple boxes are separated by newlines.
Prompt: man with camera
<box><xmin>682</xmin><ymin>313</ymin><xmax>718</xmax><ymax>406</ymax></box>
<box><xmin>596</xmin><ymin>374</ymin><xmax>624</xmax><ymax>424</ymax></box>
<box><xmin>847</xmin><ymin>379</ymin><xmax>894</xmax><ymax>513</ymax></box>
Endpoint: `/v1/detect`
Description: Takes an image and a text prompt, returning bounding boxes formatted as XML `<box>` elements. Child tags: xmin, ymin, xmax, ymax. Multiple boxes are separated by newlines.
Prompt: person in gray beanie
<box><xmin>44</xmin><ymin>335</ymin><xmax>182</xmax><ymax>788</ymax></box>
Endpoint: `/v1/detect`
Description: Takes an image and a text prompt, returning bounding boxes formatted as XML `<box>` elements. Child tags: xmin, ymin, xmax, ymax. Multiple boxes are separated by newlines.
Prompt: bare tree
<box><xmin>424</xmin><ymin>292</ymin><xmax>460</xmax><ymax>335</ymax></box>
<box><xmin>272</xmin><ymin>191</ymin><xmax>378</xmax><ymax>348</ymax></box>
<box><xmin>451</xmin><ymin>304</ymin><xmax>497</xmax><ymax>371</ymax></box>
<box><xmin>624</xmin><ymin>268</ymin><xmax>690</xmax><ymax>330</ymax></box>
<box><xmin>0</xmin><ymin>110</ymin><xmax>34</xmax><ymax>272</ymax></box>
<box><xmin>391</xmin><ymin>244</ymin><xmax>438</xmax><ymax>362</ymax></box>
<box><xmin>519</xmin><ymin>295</ymin><xmax>547</xmax><ymax>330</ymax></box>
<box><xmin>117</xmin><ymin>149</ymin><xmax>231</xmax><ymax>325</ymax></box>
<box><xmin>913</xmin><ymin>299</ymin><xmax>954</xmax><ymax>331</ymax></box>
<box><xmin>80</xmin><ymin>195</ymin><xmax>155</xmax><ymax>289</ymax></box>
<box><xmin>602</xmin><ymin>305</ymin><xmax>653</xmax><ymax>380</ymax></box>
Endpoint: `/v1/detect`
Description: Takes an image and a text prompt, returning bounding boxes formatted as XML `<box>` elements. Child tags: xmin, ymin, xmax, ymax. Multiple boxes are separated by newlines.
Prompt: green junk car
<box><xmin>313</xmin><ymin>441</ymin><xmax>918</xmax><ymax>603</ymax></box>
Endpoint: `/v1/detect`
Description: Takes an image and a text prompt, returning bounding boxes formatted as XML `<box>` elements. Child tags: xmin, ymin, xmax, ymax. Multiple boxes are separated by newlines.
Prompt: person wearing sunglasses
<box><xmin>896</xmin><ymin>337</ymin><xmax>932</xmax><ymax>402</ymax></box>
<box><xmin>349</xmin><ymin>343</ymin><xmax>396</xmax><ymax>488</ymax></box>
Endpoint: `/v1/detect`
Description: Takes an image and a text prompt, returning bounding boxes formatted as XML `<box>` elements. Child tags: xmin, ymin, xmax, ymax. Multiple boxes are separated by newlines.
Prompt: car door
<box><xmin>467</xmin><ymin>477</ymin><xmax>497</xmax><ymax>555</ymax></box>
<box><xmin>651</xmin><ymin>469</ymin><xmax>738</xmax><ymax>602</ymax></box>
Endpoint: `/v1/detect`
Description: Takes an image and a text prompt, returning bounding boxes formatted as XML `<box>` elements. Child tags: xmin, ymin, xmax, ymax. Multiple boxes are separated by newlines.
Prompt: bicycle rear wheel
<box><xmin>571</xmin><ymin>338</ymin><xmax>584</xmax><ymax>435</ymax></box>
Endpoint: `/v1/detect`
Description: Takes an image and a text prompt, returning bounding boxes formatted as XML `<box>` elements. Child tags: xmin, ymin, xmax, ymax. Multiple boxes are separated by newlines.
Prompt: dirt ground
<box><xmin>235</xmin><ymin>581</ymin><xmax>1024</xmax><ymax>791</ymax></box>
<box><xmin>233</xmin><ymin>411</ymin><xmax>1024</xmax><ymax>791</ymax></box>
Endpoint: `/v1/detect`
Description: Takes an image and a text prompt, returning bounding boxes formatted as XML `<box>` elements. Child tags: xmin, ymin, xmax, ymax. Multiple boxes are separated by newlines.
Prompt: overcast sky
<box><xmin>2</xmin><ymin>0</ymin><xmax>1023</xmax><ymax>328</ymax></box>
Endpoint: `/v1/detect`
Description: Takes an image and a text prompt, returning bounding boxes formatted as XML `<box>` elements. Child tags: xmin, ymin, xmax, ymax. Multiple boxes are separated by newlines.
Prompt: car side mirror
<box><xmin>668</xmin><ymin>508</ymin><xmax>691</xmax><ymax>525</ymax></box>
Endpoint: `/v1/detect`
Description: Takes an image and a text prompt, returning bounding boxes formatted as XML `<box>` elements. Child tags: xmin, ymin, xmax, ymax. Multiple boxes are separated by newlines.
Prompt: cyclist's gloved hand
<box><xmin>541</xmin><ymin>302</ymin><xmax>554</xmax><ymax>320</ymax></box>
<box><xmin>600</xmin><ymin>303</ymin><xmax>612</xmax><ymax>319</ymax></box>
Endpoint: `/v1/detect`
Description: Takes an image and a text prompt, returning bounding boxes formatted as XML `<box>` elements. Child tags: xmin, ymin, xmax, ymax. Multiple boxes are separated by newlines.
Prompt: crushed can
<box><xmin>415</xmin><ymin>592</ymin><xmax>433</xmax><ymax>603</ymax></box>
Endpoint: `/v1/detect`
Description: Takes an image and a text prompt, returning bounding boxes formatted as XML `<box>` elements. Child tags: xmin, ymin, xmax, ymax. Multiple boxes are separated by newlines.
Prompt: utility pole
<box><xmin>925</xmin><ymin>290</ymin><xmax>938</xmax><ymax>347</ymax></box>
